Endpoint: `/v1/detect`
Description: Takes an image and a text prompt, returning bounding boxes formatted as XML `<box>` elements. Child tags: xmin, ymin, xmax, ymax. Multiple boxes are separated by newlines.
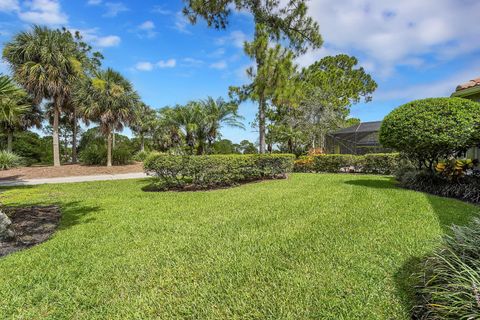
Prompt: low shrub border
<box><xmin>294</xmin><ymin>153</ymin><xmax>400</xmax><ymax>175</ymax></box>
<box><xmin>143</xmin><ymin>153</ymin><xmax>295</xmax><ymax>191</ymax></box>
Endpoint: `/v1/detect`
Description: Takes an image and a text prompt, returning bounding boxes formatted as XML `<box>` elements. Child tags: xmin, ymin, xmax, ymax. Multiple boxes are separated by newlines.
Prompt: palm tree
<box><xmin>75</xmin><ymin>68</ymin><xmax>138</xmax><ymax>166</ymax></box>
<box><xmin>199</xmin><ymin>97</ymin><xmax>244</xmax><ymax>152</ymax></box>
<box><xmin>131</xmin><ymin>102</ymin><xmax>157</xmax><ymax>152</ymax></box>
<box><xmin>3</xmin><ymin>26</ymin><xmax>82</xmax><ymax>166</ymax></box>
<box><xmin>0</xmin><ymin>75</ymin><xmax>33</xmax><ymax>152</ymax></box>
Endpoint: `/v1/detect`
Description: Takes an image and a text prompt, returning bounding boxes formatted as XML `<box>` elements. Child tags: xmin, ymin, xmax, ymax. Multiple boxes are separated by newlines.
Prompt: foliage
<box><xmin>211</xmin><ymin>139</ymin><xmax>240</xmax><ymax>154</ymax></box>
<box><xmin>294</xmin><ymin>153</ymin><xmax>400</xmax><ymax>174</ymax></box>
<box><xmin>380</xmin><ymin>98</ymin><xmax>480</xmax><ymax>169</ymax></box>
<box><xmin>0</xmin><ymin>175</ymin><xmax>478</xmax><ymax>319</ymax></box>
<box><xmin>414</xmin><ymin>218</ymin><xmax>480</xmax><ymax>319</ymax></box>
<box><xmin>75</xmin><ymin>68</ymin><xmax>139</xmax><ymax>166</ymax></box>
<box><xmin>79</xmin><ymin>143</ymin><xmax>133</xmax><ymax>166</ymax></box>
<box><xmin>144</xmin><ymin>153</ymin><xmax>295</xmax><ymax>190</ymax></box>
<box><xmin>132</xmin><ymin>150</ymin><xmax>151</xmax><ymax>162</ymax></box>
<box><xmin>0</xmin><ymin>150</ymin><xmax>23</xmax><ymax>170</ymax></box>
<box><xmin>238</xmin><ymin>139</ymin><xmax>257</xmax><ymax>154</ymax></box>
<box><xmin>397</xmin><ymin>169</ymin><xmax>480</xmax><ymax>204</ymax></box>
<box><xmin>435</xmin><ymin>158</ymin><xmax>478</xmax><ymax>180</ymax></box>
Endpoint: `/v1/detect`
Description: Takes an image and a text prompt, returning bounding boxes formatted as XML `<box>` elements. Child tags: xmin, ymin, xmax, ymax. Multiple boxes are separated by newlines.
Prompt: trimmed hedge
<box><xmin>294</xmin><ymin>153</ymin><xmax>399</xmax><ymax>175</ymax></box>
<box><xmin>144</xmin><ymin>154</ymin><xmax>295</xmax><ymax>190</ymax></box>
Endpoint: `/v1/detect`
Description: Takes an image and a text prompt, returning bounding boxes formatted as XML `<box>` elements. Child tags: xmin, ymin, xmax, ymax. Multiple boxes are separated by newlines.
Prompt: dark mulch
<box><xmin>0</xmin><ymin>205</ymin><xmax>61</xmax><ymax>258</ymax></box>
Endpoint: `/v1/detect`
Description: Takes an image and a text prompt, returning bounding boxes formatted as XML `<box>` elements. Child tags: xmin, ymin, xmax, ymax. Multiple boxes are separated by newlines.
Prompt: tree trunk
<box><xmin>52</xmin><ymin>104</ymin><xmax>61</xmax><ymax>167</ymax></box>
<box><xmin>258</xmin><ymin>95</ymin><xmax>266</xmax><ymax>154</ymax></box>
<box><xmin>6</xmin><ymin>131</ymin><xmax>13</xmax><ymax>153</ymax></box>
<box><xmin>107</xmin><ymin>130</ymin><xmax>112</xmax><ymax>167</ymax></box>
<box><xmin>140</xmin><ymin>133</ymin><xmax>145</xmax><ymax>152</ymax></box>
<box><xmin>72</xmin><ymin>110</ymin><xmax>78</xmax><ymax>164</ymax></box>
<box><xmin>112</xmin><ymin>129</ymin><xmax>116</xmax><ymax>149</ymax></box>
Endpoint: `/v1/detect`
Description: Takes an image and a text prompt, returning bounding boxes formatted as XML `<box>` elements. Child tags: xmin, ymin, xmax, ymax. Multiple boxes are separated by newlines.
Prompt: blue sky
<box><xmin>0</xmin><ymin>0</ymin><xmax>479</xmax><ymax>143</ymax></box>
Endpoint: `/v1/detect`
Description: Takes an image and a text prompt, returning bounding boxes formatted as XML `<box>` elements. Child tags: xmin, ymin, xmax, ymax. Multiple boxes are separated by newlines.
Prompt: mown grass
<box><xmin>0</xmin><ymin>174</ymin><xmax>477</xmax><ymax>319</ymax></box>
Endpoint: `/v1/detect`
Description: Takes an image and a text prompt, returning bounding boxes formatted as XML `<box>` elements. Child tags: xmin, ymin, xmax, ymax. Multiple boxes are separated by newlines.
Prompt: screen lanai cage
<box><xmin>326</xmin><ymin>121</ymin><xmax>392</xmax><ymax>155</ymax></box>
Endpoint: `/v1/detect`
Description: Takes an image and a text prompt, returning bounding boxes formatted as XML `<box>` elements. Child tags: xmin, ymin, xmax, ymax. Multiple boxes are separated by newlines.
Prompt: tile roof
<box><xmin>456</xmin><ymin>77</ymin><xmax>480</xmax><ymax>92</ymax></box>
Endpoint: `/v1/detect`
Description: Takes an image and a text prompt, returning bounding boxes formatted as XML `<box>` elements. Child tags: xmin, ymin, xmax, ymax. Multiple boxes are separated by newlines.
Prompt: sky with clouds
<box><xmin>0</xmin><ymin>0</ymin><xmax>479</xmax><ymax>143</ymax></box>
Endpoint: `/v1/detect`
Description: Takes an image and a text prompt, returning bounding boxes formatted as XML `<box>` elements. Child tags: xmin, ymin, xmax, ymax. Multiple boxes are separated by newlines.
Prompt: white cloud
<box><xmin>182</xmin><ymin>57</ymin><xmax>204</xmax><ymax>67</ymax></box>
<box><xmin>135</xmin><ymin>61</ymin><xmax>154</xmax><ymax>71</ymax></box>
<box><xmin>87</xmin><ymin>0</ymin><xmax>102</xmax><ymax>5</ymax></box>
<box><xmin>18</xmin><ymin>0</ymin><xmax>68</xmax><ymax>25</ymax></box>
<box><xmin>210</xmin><ymin>60</ymin><xmax>227</xmax><ymax>70</ymax></box>
<box><xmin>152</xmin><ymin>5</ymin><xmax>171</xmax><ymax>15</ymax></box>
<box><xmin>139</xmin><ymin>20</ymin><xmax>155</xmax><ymax>30</ymax></box>
<box><xmin>174</xmin><ymin>11</ymin><xmax>191</xmax><ymax>34</ymax></box>
<box><xmin>0</xmin><ymin>0</ymin><xmax>19</xmax><ymax>12</ymax></box>
<box><xmin>157</xmin><ymin>59</ymin><xmax>176</xmax><ymax>68</ymax></box>
<box><xmin>70</xmin><ymin>28</ymin><xmax>121</xmax><ymax>48</ymax></box>
<box><xmin>103</xmin><ymin>2</ymin><xmax>128</xmax><ymax>17</ymax></box>
<box><xmin>303</xmin><ymin>0</ymin><xmax>480</xmax><ymax>76</ymax></box>
<box><xmin>215</xmin><ymin>30</ymin><xmax>248</xmax><ymax>49</ymax></box>
<box><xmin>95</xmin><ymin>35</ymin><xmax>121</xmax><ymax>47</ymax></box>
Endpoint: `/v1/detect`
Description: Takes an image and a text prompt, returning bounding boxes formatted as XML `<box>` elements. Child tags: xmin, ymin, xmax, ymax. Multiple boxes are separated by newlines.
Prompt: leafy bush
<box><xmin>80</xmin><ymin>144</ymin><xmax>133</xmax><ymax>166</ymax></box>
<box><xmin>143</xmin><ymin>154</ymin><xmax>295</xmax><ymax>190</ymax></box>
<box><xmin>132</xmin><ymin>150</ymin><xmax>150</xmax><ymax>162</ymax></box>
<box><xmin>293</xmin><ymin>156</ymin><xmax>314</xmax><ymax>172</ymax></box>
<box><xmin>397</xmin><ymin>169</ymin><xmax>480</xmax><ymax>204</ymax></box>
<box><xmin>435</xmin><ymin>159</ymin><xmax>478</xmax><ymax>180</ymax></box>
<box><xmin>300</xmin><ymin>153</ymin><xmax>399</xmax><ymax>174</ymax></box>
<box><xmin>363</xmin><ymin>153</ymin><xmax>400</xmax><ymax>174</ymax></box>
<box><xmin>312</xmin><ymin>154</ymin><xmax>361</xmax><ymax>173</ymax></box>
<box><xmin>414</xmin><ymin>218</ymin><xmax>480</xmax><ymax>319</ymax></box>
<box><xmin>0</xmin><ymin>151</ymin><xmax>23</xmax><ymax>170</ymax></box>
<box><xmin>380</xmin><ymin>97</ymin><xmax>480</xmax><ymax>169</ymax></box>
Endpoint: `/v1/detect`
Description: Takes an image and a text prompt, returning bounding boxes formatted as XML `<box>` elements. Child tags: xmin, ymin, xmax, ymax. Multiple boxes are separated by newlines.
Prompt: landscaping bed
<box><xmin>0</xmin><ymin>163</ymin><xmax>143</xmax><ymax>180</ymax></box>
<box><xmin>0</xmin><ymin>205</ymin><xmax>61</xmax><ymax>257</ymax></box>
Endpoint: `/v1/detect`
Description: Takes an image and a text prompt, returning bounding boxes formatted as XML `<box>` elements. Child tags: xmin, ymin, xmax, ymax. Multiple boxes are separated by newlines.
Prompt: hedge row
<box><xmin>143</xmin><ymin>154</ymin><xmax>295</xmax><ymax>190</ymax></box>
<box><xmin>294</xmin><ymin>153</ymin><xmax>400</xmax><ymax>175</ymax></box>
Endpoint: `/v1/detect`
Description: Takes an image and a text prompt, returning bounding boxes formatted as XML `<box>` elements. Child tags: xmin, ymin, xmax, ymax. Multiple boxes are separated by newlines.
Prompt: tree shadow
<box><xmin>344</xmin><ymin>177</ymin><xmax>480</xmax><ymax>317</ymax></box>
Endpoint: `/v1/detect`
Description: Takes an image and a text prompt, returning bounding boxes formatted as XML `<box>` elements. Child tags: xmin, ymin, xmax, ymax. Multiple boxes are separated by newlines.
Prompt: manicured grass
<box><xmin>0</xmin><ymin>174</ymin><xmax>478</xmax><ymax>319</ymax></box>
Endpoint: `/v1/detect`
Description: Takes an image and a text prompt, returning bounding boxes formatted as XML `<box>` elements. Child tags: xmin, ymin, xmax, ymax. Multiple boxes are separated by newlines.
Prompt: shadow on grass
<box><xmin>344</xmin><ymin>177</ymin><xmax>479</xmax><ymax>317</ymax></box>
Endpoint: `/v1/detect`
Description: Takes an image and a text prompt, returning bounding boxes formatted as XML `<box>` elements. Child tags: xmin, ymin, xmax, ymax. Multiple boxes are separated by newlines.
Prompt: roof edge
<box><xmin>451</xmin><ymin>85</ymin><xmax>480</xmax><ymax>97</ymax></box>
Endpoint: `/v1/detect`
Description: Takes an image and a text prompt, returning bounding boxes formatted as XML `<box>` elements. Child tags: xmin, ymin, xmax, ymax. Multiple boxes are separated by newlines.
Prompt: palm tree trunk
<box><xmin>72</xmin><ymin>110</ymin><xmax>78</xmax><ymax>164</ymax></box>
<box><xmin>6</xmin><ymin>131</ymin><xmax>13</xmax><ymax>153</ymax></box>
<box><xmin>107</xmin><ymin>130</ymin><xmax>112</xmax><ymax>167</ymax></box>
<box><xmin>53</xmin><ymin>104</ymin><xmax>61</xmax><ymax>167</ymax></box>
<box><xmin>140</xmin><ymin>133</ymin><xmax>145</xmax><ymax>152</ymax></box>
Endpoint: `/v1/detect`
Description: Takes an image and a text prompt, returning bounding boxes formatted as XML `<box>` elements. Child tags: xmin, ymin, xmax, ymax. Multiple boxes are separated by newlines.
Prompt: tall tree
<box><xmin>75</xmin><ymin>68</ymin><xmax>138</xmax><ymax>166</ymax></box>
<box><xmin>131</xmin><ymin>102</ymin><xmax>158</xmax><ymax>152</ymax></box>
<box><xmin>0</xmin><ymin>75</ymin><xmax>32</xmax><ymax>152</ymax></box>
<box><xmin>183</xmin><ymin>0</ymin><xmax>322</xmax><ymax>153</ymax></box>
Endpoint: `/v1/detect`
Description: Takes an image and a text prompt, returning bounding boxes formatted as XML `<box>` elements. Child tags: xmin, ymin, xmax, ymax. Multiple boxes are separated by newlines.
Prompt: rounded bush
<box><xmin>380</xmin><ymin>98</ymin><xmax>480</xmax><ymax>168</ymax></box>
<box><xmin>0</xmin><ymin>151</ymin><xmax>23</xmax><ymax>170</ymax></box>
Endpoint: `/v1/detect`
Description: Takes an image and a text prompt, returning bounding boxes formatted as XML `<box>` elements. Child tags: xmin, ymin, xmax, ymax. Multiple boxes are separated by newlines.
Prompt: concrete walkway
<box><xmin>0</xmin><ymin>172</ymin><xmax>148</xmax><ymax>187</ymax></box>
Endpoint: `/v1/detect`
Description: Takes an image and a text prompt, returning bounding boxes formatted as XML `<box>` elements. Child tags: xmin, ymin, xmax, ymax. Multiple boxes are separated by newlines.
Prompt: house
<box><xmin>451</xmin><ymin>77</ymin><xmax>480</xmax><ymax>159</ymax></box>
<box><xmin>326</xmin><ymin>121</ymin><xmax>391</xmax><ymax>155</ymax></box>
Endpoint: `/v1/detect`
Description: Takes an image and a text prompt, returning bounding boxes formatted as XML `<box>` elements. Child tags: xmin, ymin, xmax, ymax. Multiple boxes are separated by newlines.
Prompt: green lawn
<box><xmin>0</xmin><ymin>174</ymin><xmax>477</xmax><ymax>319</ymax></box>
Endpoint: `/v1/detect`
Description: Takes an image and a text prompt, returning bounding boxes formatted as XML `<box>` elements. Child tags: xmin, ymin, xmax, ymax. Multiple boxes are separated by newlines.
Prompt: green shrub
<box><xmin>363</xmin><ymin>153</ymin><xmax>400</xmax><ymax>174</ymax></box>
<box><xmin>293</xmin><ymin>156</ymin><xmax>314</xmax><ymax>173</ymax></box>
<box><xmin>397</xmin><ymin>169</ymin><xmax>480</xmax><ymax>204</ymax></box>
<box><xmin>132</xmin><ymin>150</ymin><xmax>150</xmax><ymax>162</ymax></box>
<box><xmin>80</xmin><ymin>144</ymin><xmax>133</xmax><ymax>166</ymax></box>
<box><xmin>0</xmin><ymin>151</ymin><xmax>23</xmax><ymax>170</ymax></box>
<box><xmin>143</xmin><ymin>154</ymin><xmax>295</xmax><ymax>191</ymax></box>
<box><xmin>380</xmin><ymin>97</ymin><xmax>480</xmax><ymax>169</ymax></box>
<box><xmin>414</xmin><ymin>218</ymin><xmax>480</xmax><ymax>319</ymax></box>
<box><xmin>312</xmin><ymin>154</ymin><xmax>361</xmax><ymax>173</ymax></box>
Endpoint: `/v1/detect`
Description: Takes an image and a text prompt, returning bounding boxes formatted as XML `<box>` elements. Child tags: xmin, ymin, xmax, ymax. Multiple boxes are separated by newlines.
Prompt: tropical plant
<box><xmin>75</xmin><ymin>68</ymin><xmax>139</xmax><ymax>166</ymax></box>
<box><xmin>131</xmin><ymin>102</ymin><xmax>158</xmax><ymax>152</ymax></box>
<box><xmin>2</xmin><ymin>26</ymin><xmax>86</xmax><ymax>166</ymax></box>
<box><xmin>380</xmin><ymin>98</ymin><xmax>480</xmax><ymax>170</ymax></box>
<box><xmin>0</xmin><ymin>150</ymin><xmax>23</xmax><ymax>170</ymax></box>
<box><xmin>184</xmin><ymin>0</ymin><xmax>322</xmax><ymax>153</ymax></box>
